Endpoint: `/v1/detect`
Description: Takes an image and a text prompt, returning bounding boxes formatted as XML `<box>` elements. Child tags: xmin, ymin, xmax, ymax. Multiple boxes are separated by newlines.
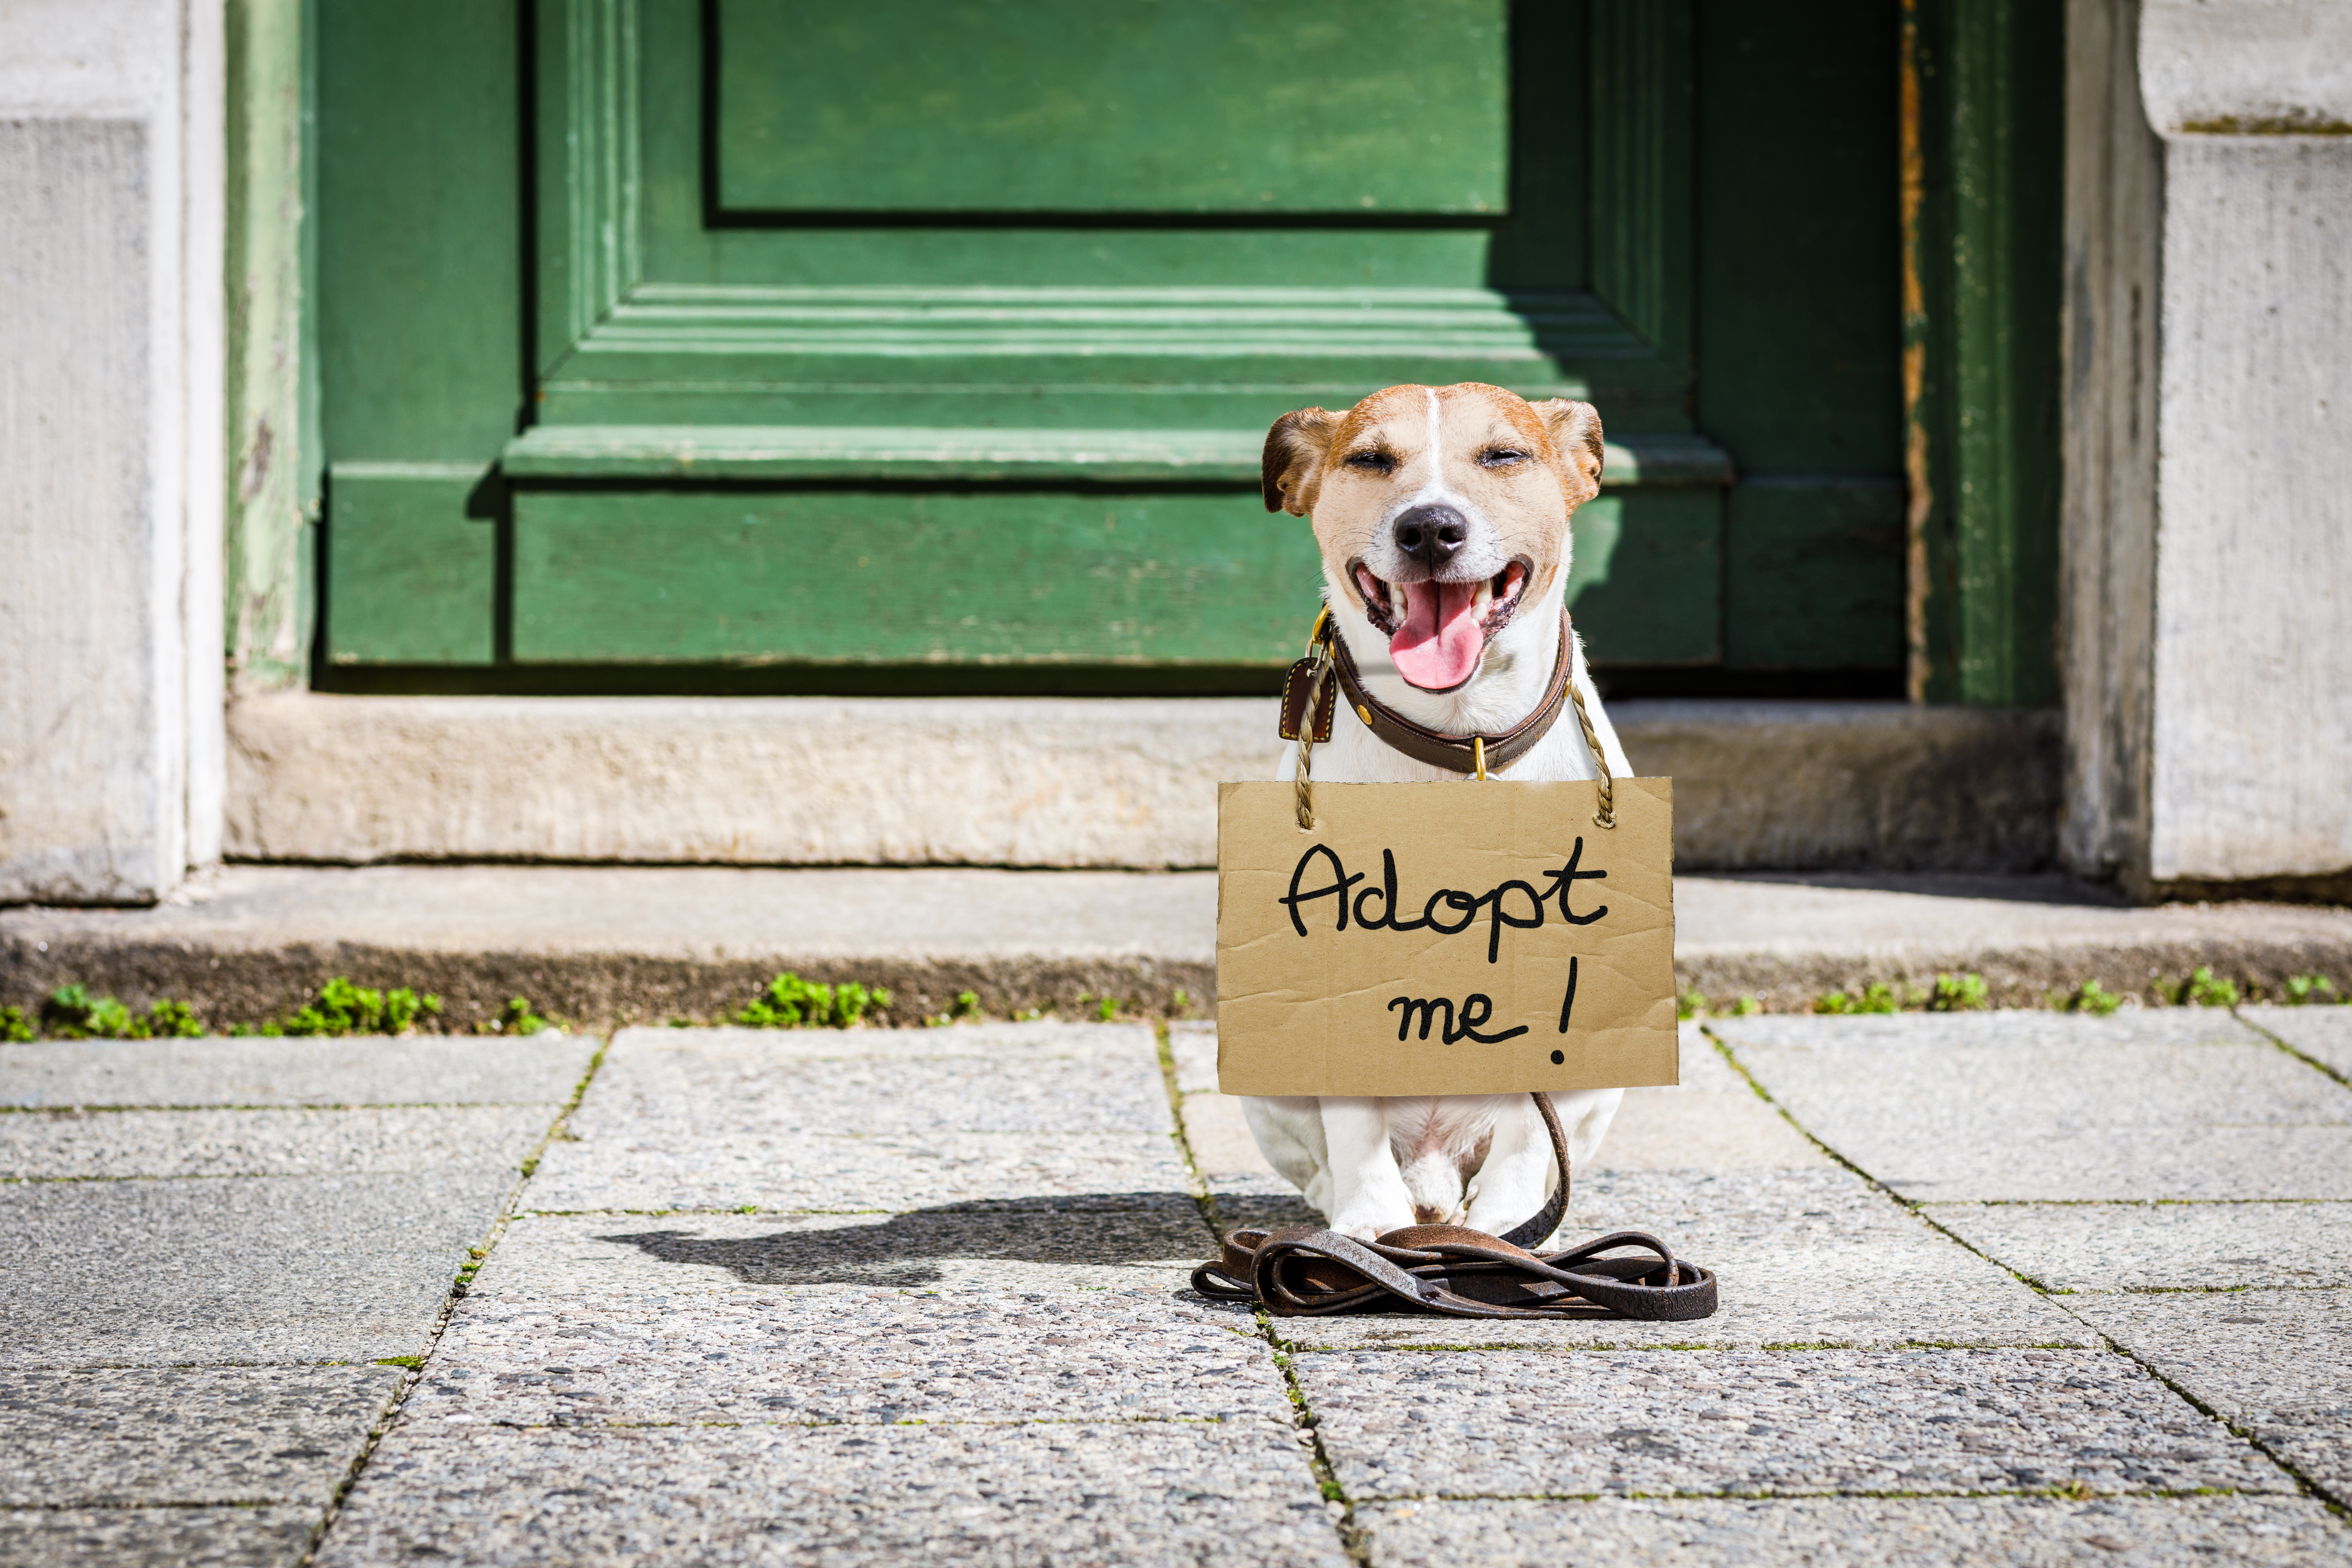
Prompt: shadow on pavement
<box><xmin>595</xmin><ymin>1194</ymin><xmax>1213</xmax><ymax>1288</ymax></box>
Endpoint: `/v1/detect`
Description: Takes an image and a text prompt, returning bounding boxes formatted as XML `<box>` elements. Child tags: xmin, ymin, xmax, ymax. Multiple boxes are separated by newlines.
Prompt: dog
<box><xmin>1240</xmin><ymin>381</ymin><xmax>1635</xmax><ymax>1245</ymax></box>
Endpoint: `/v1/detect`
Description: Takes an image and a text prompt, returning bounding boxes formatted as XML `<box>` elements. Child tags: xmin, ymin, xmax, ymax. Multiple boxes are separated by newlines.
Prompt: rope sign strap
<box><xmin>1279</xmin><ymin>608</ymin><xmax>1617</xmax><ymax>830</ymax></box>
<box><xmin>1191</xmin><ymin>1093</ymin><xmax>1718</xmax><ymax>1322</ymax></box>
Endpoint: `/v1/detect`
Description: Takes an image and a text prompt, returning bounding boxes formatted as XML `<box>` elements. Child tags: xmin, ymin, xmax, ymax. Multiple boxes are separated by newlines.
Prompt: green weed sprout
<box><xmin>478</xmin><ymin>996</ymin><xmax>555</xmax><ymax>1036</ymax></box>
<box><xmin>2066</xmin><ymin>979</ymin><xmax>2123</xmax><ymax>1015</ymax></box>
<box><xmin>2285</xmin><ymin>974</ymin><xmax>2340</xmax><ymax>1006</ymax></box>
<box><xmin>40</xmin><ymin>985</ymin><xmax>206</xmax><ymax>1039</ymax></box>
<box><xmin>1815</xmin><ymin>981</ymin><xmax>1903</xmax><ymax>1015</ymax></box>
<box><xmin>234</xmin><ymin>977</ymin><xmax>440</xmax><ymax>1037</ymax></box>
<box><xmin>1924</xmin><ymin>973</ymin><xmax>1990</xmax><ymax>1012</ymax></box>
<box><xmin>2179</xmin><ymin>967</ymin><xmax>2239</xmax><ymax>1008</ymax></box>
<box><xmin>735</xmin><ymin>972</ymin><xmax>890</xmax><ymax>1029</ymax></box>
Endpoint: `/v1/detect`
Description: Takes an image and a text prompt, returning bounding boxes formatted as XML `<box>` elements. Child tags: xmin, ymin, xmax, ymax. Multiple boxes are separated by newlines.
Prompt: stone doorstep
<box><xmin>219</xmin><ymin>692</ymin><xmax>2063</xmax><ymax>875</ymax></box>
<box><xmin>4</xmin><ymin>864</ymin><xmax>2350</xmax><ymax>1032</ymax></box>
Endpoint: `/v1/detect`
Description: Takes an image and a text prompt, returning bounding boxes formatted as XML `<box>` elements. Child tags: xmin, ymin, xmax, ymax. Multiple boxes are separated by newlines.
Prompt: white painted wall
<box><xmin>2065</xmin><ymin>0</ymin><xmax>2352</xmax><ymax>890</ymax></box>
<box><xmin>0</xmin><ymin>0</ymin><xmax>223</xmax><ymax>903</ymax></box>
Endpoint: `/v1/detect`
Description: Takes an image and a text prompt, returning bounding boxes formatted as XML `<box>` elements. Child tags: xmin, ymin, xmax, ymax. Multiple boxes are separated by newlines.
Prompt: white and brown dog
<box><xmin>1241</xmin><ymin>381</ymin><xmax>1634</xmax><ymax>1244</ymax></box>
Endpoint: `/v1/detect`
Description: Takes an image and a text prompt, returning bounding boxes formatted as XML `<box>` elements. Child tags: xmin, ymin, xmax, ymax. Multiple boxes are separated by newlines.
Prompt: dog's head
<box><xmin>1262</xmin><ymin>383</ymin><xmax>1603</xmax><ymax>693</ymax></box>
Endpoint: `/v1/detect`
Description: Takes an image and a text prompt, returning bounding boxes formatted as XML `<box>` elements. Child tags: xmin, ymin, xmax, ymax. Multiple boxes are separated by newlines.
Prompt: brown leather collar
<box><xmin>1317</xmin><ymin>606</ymin><xmax>1575</xmax><ymax>776</ymax></box>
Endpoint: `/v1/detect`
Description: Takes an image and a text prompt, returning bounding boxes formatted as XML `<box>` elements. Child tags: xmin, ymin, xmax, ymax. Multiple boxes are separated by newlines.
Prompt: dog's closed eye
<box><xmin>1343</xmin><ymin>450</ymin><xmax>1396</xmax><ymax>475</ymax></box>
<box><xmin>1478</xmin><ymin>447</ymin><xmax>1530</xmax><ymax>468</ymax></box>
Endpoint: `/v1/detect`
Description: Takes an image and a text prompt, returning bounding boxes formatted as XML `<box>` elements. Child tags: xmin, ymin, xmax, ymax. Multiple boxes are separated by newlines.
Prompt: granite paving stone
<box><xmin>2061</xmin><ymin>1289</ymin><xmax>2352</xmax><ymax>1499</ymax></box>
<box><xmin>568</xmin><ymin>1024</ymin><xmax>1173</xmax><ymax>1135</ymax></box>
<box><xmin>0</xmin><ymin>1170</ymin><xmax>514</xmax><ymax>1367</ymax></box>
<box><xmin>1595</xmin><ymin>1050</ymin><xmax>1829</xmax><ymax>1173</ymax></box>
<box><xmin>1169</xmin><ymin>1020</ymin><xmax>1218</xmax><ymax>1094</ymax></box>
<box><xmin>1269</xmin><ymin>1168</ymin><xmax>2091</xmax><ymax>1351</ymax></box>
<box><xmin>525</xmin><ymin>1022</ymin><xmax>1189</xmax><ymax>1211</ymax></box>
<box><xmin>0</xmin><ymin>1104</ymin><xmax>557</xmax><ymax>1180</ymax></box>
<box><xmin>1927</xmin><ymin>1201</ymin><xmax>2352</xmax><ymax>1292</ymax></box>
<box><xmin>1709</xmin><ymin>1012</ymin><xmax>2352</xmax><ymax>1201</ymax></box>
<box><xmin>523</xmin><ymin>1129</ymin><xmax>1191</xmax><ymax>1213</ymax></box>
<box><xmin>473</xmin><ymin>1205</ymin><xmax>1218</xmax><ymax>1298</ymax></box>
<box><xmin>0</xmin><ymin>1506</ymin><xmax>322</xmax><ymax>1568</ymax></box>
<box><xmin>0</xmin><ymin>1035</ymin><xmax>594</xmax><ymax>1109</ymax></box>
<box><xmin>2242</xmin><ymin>1004</ymin><xmax>2352</xmax><ymax>1081</ymax></box>
<box><xmin>0</xmin><ymin>1365</ymin><xmax>403</xmax><ymax>1507</ymax></box>
<box><xmin>314</xmin><ymin>1420</ymin><xmax>1350</xmax><ymax>1568</ymax></box>
<box><xmin>1295</xmin><ymin>1348</ymin><xmax>2280</xmax><ymax>1498</ymax></box>
<box><xmin>1358</xmin><ymin>1495</ymin><xmax>2352</xmax><ymax>1567</ymax></box>
<box><xmin>401</xmin><ymin>1203</ymin><xmax>1277</xmax><ymax>1427</ymax></box>
<box><xmin>404</xmin><ymin>1288</ymin><xmax>1281</xmax><ymax>1428</ymax></box>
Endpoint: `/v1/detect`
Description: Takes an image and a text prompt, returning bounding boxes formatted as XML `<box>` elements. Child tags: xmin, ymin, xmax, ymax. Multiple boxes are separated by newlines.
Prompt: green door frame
<box><xmin>1903</xmin><ymin>0</ymin><xmax>2064</xmax><ymax>707</ymax></box>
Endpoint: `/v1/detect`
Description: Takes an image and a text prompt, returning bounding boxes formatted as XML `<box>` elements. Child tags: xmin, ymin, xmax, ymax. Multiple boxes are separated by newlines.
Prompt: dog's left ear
<box><xmin>1528</xmin><ymin>398</ymin><xmax>1604</xmax><ymax>506</ymax></box>
<box><xmin>1261</xmin><ymin>407</ymin><xmax>1338</xmax><ymax>515</ymax></box>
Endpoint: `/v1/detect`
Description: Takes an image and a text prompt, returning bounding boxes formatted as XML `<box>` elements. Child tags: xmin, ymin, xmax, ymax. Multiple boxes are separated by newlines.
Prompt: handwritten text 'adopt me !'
<box><xmin>1282</xmin><ymin>839</ymin><xmax>1609</xmax><ymax>1046</ymax></box>
<box><xmin>1213</xmin><ymin>778</ymin><xmax>1678</xmax><ymax>1098</ymax></box>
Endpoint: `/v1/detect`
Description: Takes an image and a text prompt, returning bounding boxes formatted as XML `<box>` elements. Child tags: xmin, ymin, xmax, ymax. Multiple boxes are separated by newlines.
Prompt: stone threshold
<box><xmin>222</xmin><ymin>692</ymin><xmax>2063</xmax><ymax>875</ymax></box>
<box><xmin>5</xmin><ymin>864</ymin><xmax>2348</xmax><ymax>1034</ymax></box>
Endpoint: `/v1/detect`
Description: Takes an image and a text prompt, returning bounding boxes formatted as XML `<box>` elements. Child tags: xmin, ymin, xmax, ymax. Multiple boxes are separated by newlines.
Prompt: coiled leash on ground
<box><xmin>1191</xmin><ymin>1093</ymin><xmax>1718</xmax><ymax>1321</ymax></box>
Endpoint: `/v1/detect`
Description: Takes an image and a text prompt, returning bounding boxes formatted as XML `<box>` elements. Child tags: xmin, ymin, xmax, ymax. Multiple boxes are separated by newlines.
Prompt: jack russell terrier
<box><xmin>1241</xmin><ymin>381</ymin><xmax>1634</xmax><ymax>1245</ymax></box>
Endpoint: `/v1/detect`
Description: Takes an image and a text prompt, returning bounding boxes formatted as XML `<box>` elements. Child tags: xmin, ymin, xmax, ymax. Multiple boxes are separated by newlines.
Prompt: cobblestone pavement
<box><xmin>4</xmin><ymin>1009</ymin><xmax>2349</xmax><ymax>1564</ymax></box>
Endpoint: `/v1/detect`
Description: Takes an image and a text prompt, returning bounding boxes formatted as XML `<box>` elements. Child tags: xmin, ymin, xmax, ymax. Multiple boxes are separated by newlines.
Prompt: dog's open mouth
<box><xmin>1350</xmin><ymin>558</ymin><xmax>1531</xmax><ymax>692</ymax></box>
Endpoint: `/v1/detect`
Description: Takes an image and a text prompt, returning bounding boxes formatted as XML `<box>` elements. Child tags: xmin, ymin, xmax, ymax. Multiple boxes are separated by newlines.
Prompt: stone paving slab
<box><xmin>0</xmin><ymin>1035</ymin><xmax>594</xmax><ymax>1109</ymax></box>
<box><xmin>0</xmin><ymin>1171</ymin><xmax>512</xmax><ymax>1367</ymax></box>
<box><xmin>524</xmin><ymin>1129</ymin><xmax>1191</xmax><ymax>1213</ymax></box>
<box><xmin>569</xmin><ymin>1025</ymin><xmax>1171</xmax><ymax>1135</ymax></box>
<box><xmin>390</xmin><ymin>1203</ymin><xmax>1280</xmax><ymax>1428</ymax></box>
<box><xmin>1595</xmin><ymin>1087</ymin><xmax>1827</xmax><ymax>1172</ymax></box>
<box><xmin>0</xmin><ymin>1105</ymin><xmax>556</xmax><ymax>1180</ymax></box>
<box><xmin>1710</xmin><ymin>1012</ymin><xmax>2352</xmax><ymax>1201</ymax></box>
<box><xmin>0</xmin><ymin>1365</ymin><xmax>402</xmax><ymax>1507</ymax></box>
<box><xmin>314</xmin><ymin>1420</ymin><xmax>1349</xmax><ymax>1568</ymax></box>
<box><xmin>1358</xmin><ymin>1495</ymin><xmax>2352</xmax><ymax>1567</ymax></box>
<box><xmin>2243</xmin><ymin>1004</ymin><xmax>2352</xmax><ymax>1080</ymax></box>
<box><xmin>776</xmin><ymin>1020</ymin><xmax>1164</xmax><ymax>1063</ymax></box>
<box><xmin>1170</xmin><ymin>1020</ymin><xmax>1217</xmax><ymax>1093</ymax></box>
<box><xmin>405</xmin><ymin>1287</ymin><xmax>1279</xmax><ymax>1429</ymax></box>
<box><xmin>1927</xmin><ymin>1202</ymin><xmax>2352</xmax><ymax>1292</ymax></box>
<box><xmin>2065</xmin><ymin>1289</ymin><xmax>2352</xmax><ymax>1418</ymax></box>
<box><xmin>2062</xmin><ymin>1289</ymin><xmax>2352</xmax><ymax>1499</ymax></box>
<box><xmin>525</xmin><ymin>1023</ymin><xmax>1187</xmax><ymax>1211</ymax></box>
<box><xmin>0</xmin><ymin>1506</ymin><xmax>321</xmax><ymax>1568</ymax></box>
<box><xmin>1268</xmin><ymin>1169</ymin><xmax>2091</xmax><ymax>1351</ymax></box>
<box><xmin>1295</xmin><ymin>1348</ymin><xmax>2278</xmax><ymax>1498</ymax></box>
<box><xmin>475</xmin><ymin>1206</ymin><xmax>1215</xmax><ymax>1299</ymax></box>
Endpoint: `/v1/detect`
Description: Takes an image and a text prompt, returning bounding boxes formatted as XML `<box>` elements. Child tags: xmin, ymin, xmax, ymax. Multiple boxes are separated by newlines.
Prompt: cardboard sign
<box><xmin>1216</xmin><ymin>778</ymin><xmax>1677</xmax><ymax>1097</ymax></box>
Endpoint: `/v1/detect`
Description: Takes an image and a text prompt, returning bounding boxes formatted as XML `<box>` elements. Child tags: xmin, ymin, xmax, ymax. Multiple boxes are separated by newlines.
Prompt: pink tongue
<box><xmin>1390</xmin><ymin>580</ymin><xmax>1485</xmax><ymax>690</ymax></box>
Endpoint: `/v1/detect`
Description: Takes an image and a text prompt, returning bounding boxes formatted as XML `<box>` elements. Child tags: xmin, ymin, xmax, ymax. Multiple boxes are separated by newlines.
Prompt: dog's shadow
<box><xmin>598</xmin><ymin>1194</ymin><xmax>1229</xmax><ymax>1291</ymax></box>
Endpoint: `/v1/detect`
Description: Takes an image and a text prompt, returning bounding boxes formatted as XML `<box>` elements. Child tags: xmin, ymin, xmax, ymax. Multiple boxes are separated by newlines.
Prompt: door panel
<box><xmin>1722</xmin><ymin>481</ymin><xmax>1905</xmax><ymax>670</ymax></box>
<box><xmin>714</xmin><ymin>0</ymin><xmax>1508</xmax><ymax>216</ymax></box>
<box><xmin>323</xmin><ymin>468</ymin><xmax>498</xmax><ymax>666</ymax></box>
<box><xmin>512</xmin><ymin>489</ymin><xmax>1327</xmax><ymax>664</ymax></box>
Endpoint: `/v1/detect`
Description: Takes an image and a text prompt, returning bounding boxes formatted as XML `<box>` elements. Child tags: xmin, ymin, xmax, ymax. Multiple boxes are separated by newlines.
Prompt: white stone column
<box><xmin>2063</xmin><ymin>0</ymin><xmax>2352</xmax><ymax>896</ymax></box>
<box><xmin>0</xmin><ymin>0</ymin><xmax>225</xmax><ymax>903</ymax></box>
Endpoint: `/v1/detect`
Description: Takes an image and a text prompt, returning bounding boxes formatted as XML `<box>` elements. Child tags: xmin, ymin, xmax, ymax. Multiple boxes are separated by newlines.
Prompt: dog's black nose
<box><xmin>1392</xmin><ymin>504</ymin><xmax>1469</xmax><ymax>565</ymax></box>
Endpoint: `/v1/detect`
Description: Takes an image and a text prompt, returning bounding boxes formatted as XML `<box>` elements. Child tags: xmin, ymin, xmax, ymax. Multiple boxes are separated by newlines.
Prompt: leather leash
<box><xmin>1191</xmin><ymin>1092</ymin><xmax>1718</xmax><ymax>1321</ymax></box>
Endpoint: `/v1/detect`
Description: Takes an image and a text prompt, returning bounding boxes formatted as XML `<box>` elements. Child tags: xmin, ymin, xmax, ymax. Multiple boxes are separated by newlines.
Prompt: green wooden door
<box><xmin>314</xmin><ymin>0</ymin><xmax>2008</xmax><ymax>697</ymax></box>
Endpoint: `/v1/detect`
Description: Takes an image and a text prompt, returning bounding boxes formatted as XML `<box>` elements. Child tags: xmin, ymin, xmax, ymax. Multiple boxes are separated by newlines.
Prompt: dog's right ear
<box><xmin>1261</xmin><ymin>407</ymin><xmax>1338</xmax><ymax>515</ymax></box>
